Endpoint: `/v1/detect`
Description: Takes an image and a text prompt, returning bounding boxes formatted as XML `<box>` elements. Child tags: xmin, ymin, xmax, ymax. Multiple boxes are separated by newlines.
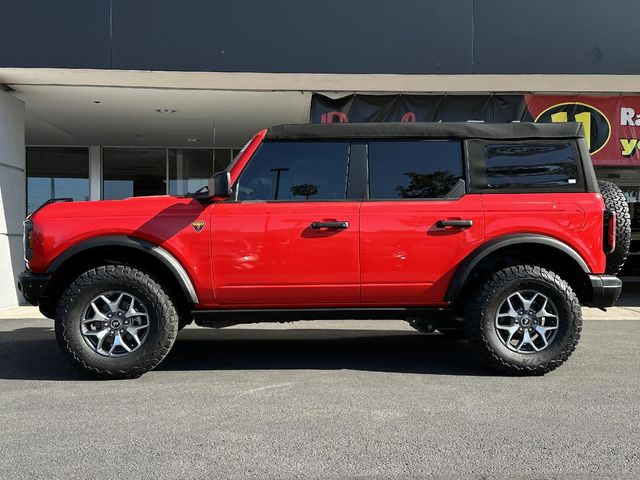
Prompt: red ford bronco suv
<box><xmin>18</xmin><ymin>122</ymin><xmax>630</xmax><ymax>378</ymax></box>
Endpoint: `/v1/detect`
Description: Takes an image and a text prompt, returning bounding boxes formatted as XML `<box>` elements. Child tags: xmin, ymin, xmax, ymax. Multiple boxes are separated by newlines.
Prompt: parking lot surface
<box><xmin>0</xmin><ymin>306</ymin><xmax>638</xmax><ymax>479</ymax></box>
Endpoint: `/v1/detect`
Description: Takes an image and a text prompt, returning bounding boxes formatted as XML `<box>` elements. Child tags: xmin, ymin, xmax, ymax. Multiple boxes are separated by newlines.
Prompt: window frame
<box><xmin>363</xmin><ymin>139</ymin><xmax>467</xmax><ymax>202</ymax></box>
<box><xmin>231</xmin><ymin>140</ymin><xmax>355</xmax><ymax>203</ymax></box>
<box><xmin>467</xmin><ymin>138</ymin><xmax>587</xmax><ymax>194</ymax></box>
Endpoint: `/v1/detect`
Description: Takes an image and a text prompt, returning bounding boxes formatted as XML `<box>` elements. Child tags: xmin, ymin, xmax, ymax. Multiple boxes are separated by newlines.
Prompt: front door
<box><xmin>359</xmin><ymin>139</ymin><xmax>485</xmax><ymax>305</ymax></box>
<box><xmin>212</xmin><ymin>140</ymin><xmax>360</xmax><ymax>306</ymax></box>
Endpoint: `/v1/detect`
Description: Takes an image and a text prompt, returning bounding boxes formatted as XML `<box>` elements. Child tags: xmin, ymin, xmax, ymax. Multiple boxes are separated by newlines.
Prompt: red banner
<box><xmin>525</xmin><ymin>95</ymin><xmax>640</xmax><ymax>166</ymax></box>
<box><xmin>312</xmin><ymin>94</ymin><xmax>640</xmax><ymax>167</ymax></box>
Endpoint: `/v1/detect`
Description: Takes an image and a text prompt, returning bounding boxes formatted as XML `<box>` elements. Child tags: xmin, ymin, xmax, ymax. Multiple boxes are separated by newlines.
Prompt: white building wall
<box><xmin>0</xmin><ymin>90</ymin><xmax>26</xmax><ymax>309</ymax></box>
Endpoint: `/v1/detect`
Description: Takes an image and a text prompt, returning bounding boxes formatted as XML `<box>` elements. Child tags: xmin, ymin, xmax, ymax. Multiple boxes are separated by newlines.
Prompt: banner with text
<box><xmin>310</xmin><ymin>94</ymin><xmax>640</xmax><ymax>166</ymax></box>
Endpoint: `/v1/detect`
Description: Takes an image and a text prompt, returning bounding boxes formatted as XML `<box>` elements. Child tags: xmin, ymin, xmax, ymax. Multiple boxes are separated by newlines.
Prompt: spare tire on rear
<box><xmin>598</xmin><ymin>181</ymin><xmax>631</xmax><ymax>275</ymax></box>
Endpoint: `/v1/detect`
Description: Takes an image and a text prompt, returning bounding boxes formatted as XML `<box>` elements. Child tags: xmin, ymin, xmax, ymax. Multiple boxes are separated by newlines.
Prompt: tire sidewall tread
<box><xmin>464</xmin><ymin>265</ymin><xmax>582</xmax><ymax>375</ymax></box>
<box><xmin>55</xmin><ymin>265</ymin><xmax>178</xmax><ymax>379</ymax></box>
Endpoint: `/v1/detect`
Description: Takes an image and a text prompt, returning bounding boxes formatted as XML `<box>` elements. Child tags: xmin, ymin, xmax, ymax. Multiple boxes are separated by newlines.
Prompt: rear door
<box><xmin>359</xmin><ymin>140</ymin><xmax>485</xmax><ymax>305</ymax></box>
<box><xmin>211</xmin><ymin>140</ymin><xmax>361</xmax><ymax>306</ymax></box>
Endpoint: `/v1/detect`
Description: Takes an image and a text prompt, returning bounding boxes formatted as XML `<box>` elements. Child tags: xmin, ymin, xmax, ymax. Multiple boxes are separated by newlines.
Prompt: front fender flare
<box><xmin>47</xmin><ymin>236</ymin><xmax>199</xmax><ymax>304</ymax></box>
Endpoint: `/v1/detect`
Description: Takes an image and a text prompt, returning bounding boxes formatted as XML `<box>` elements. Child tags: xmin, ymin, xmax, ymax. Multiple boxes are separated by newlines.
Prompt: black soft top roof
<box><xmin>265</xmin><ymin>122</ymin><xmax>584</xmax><ymax>141</ymax></box>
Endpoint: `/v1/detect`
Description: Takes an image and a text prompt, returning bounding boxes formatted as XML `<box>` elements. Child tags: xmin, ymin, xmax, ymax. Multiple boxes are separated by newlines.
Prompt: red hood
<box><xmin>31</xmin><ymin>196</ymin><xmax>197</xmax><ymax>221</ymax></box>
<box><xmin>27</xmin><ymin>196</ymin><xmax>210</xmax><ymax>273</ymax></box>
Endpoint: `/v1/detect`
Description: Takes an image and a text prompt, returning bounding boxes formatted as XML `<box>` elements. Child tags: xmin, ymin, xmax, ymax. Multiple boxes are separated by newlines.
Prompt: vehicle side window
<box><xmin>368</xmin><ymin>140</ymin><xmax>464</xmax><ymax>199</ymax></box>
<box><xmin>236</xmin><ymin>141</ymin><xmax>349</xmax><ymax>201</ymax></box>
<box><xmin>484</xmin><ymin>143</ymin><xmax>579</xmax><ymax>189</ymax></box>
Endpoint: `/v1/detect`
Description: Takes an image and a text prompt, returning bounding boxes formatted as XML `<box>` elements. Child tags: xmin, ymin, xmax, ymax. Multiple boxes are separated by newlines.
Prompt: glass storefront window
<box><xmin>102</xmin><ymin>148</ymin><xmax>167</xmax><ymax>200</ymax></box>
<box><xmin>26</xmin><ymin>147</ymin><xmax>89</xmax><ymax>214</ymax></box>
<box><xmin>168</xmin><ymin>149</ymin><xmax>231</xmax><ymax>195</ymax></box>
<box><xmin>27</xmin><ymin>147</ymin><xmax>238</xmax><ymax>208</ymax></box>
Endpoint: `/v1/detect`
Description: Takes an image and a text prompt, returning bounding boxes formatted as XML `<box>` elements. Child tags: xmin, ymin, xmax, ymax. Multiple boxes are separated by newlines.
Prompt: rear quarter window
<box><xmin>468</xmin><ymin>140</ymin><xmax>584</xmax><ymax>192</ymax></box>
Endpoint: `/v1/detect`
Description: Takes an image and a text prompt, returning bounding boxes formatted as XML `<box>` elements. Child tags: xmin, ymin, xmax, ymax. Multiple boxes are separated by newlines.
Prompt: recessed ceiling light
<box><xmin>156</xmin><ymin>108</ymin><xmax>176</xmax><ymax>114</ymax></box>
<box><xmin>185</xmin><ymin>138</ymin><xmax>199</xmax><ymax>142</ymax></box>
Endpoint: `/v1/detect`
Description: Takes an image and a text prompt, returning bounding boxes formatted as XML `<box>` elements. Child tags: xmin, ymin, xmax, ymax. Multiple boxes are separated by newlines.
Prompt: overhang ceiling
<box><xmin>10</xmin><ymin>85</ymin><xmax>311</xmax><ymax>147</ymax></box>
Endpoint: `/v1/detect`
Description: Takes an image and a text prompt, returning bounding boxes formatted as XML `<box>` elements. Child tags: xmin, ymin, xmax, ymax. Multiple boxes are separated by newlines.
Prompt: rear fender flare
<box><xmin>445</xmin><ymin>234</ymin><xmax>590</xmax><ymax>302</ymax></box>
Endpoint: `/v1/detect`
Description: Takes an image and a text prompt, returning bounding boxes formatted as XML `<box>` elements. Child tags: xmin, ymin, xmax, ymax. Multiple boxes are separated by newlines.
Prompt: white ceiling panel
<box><xmin>11</xmin><ymin>85</ymin><xmax>311</xmax><ymax>147</ymax></box>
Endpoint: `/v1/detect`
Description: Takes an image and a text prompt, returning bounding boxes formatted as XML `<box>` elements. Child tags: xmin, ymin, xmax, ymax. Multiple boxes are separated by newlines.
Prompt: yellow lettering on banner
<box><xmin>551</xmin><ymin>111</ymin><xmax>592</xmax><ymax>149</ymax></box>
<box><xmin>620</xmin><ymin>138</ymin><xmax>638</xmax><ymax>156</ymax></box>
<box><xmin>574</xmin><ymin>112</ymin><xmax>591</xmax><ymax>149</ymax></box>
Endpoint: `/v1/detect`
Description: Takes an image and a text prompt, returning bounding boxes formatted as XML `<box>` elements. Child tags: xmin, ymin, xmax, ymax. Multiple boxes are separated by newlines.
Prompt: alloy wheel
<box><xmin>80</xmin><ymin>291</ymin><xmax>150</xmax><ymax>357</ymax></box>
<box><xmin>494</xmin><ymin>289</ymin><xmax>559</xmax><ymax>353</ymax></box>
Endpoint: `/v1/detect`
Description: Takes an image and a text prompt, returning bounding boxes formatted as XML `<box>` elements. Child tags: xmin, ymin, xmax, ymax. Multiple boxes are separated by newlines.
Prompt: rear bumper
<box><xmin>17</xmin><ymin>271</ymin><xmax>50</xmax><ymax>306</ymax></box>
<box><xmin>587</xmin><ymin>275</ymin><xmax>623</xmax><ymax>308</ymax></box>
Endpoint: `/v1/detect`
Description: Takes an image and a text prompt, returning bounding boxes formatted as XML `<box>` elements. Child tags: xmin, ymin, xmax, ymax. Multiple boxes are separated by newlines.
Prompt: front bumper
<box><xmin>17</xmin><ymin>271</ymin><xmax>50</xmax><ymax>306</ymax></box>
<box><xmin>587</xmin><ymin>274</ymin><xmax>623</xmax><ymax>308</ymax></box>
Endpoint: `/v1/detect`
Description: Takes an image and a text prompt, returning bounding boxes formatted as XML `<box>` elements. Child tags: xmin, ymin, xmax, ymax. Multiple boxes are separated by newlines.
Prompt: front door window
<box><xmin>235</xmin><ymin>141</ymin><xmax>349</xmax><ymax>201</ymax></box>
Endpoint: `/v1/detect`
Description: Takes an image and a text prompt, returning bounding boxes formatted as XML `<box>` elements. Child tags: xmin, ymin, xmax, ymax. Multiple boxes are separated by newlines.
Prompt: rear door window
<box><xmin>483</xmin><ymin>142</ymin><xmax>580</xmax><ymax>190</ymax></box>
<box><xmin>368</xmin><ymin>140</ymin><xmax>464</xmax><ymax>199</ymax></box>
<box><xmin>235</xmin><ymin>141</ymin><xmax>349</xmax><ymax>201</ymax></box>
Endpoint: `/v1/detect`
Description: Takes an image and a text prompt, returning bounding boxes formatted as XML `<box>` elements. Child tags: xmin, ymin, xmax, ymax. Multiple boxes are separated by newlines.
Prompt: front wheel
<box><xmin>464</xmin><ymin>265</ymin><xmax>582</xmax><ymax>375</ymax></box>
<box><xmin>55</xmin><ymin>265</ymin><xmax>179</xmax><ymax>379</ymax></box>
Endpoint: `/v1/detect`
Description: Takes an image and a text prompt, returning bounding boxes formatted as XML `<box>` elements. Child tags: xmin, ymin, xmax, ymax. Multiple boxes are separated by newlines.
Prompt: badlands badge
<box><xmin>192</xmin><ymin>221</ymin><xmax>206</xmax><ymax>232</ymax></box>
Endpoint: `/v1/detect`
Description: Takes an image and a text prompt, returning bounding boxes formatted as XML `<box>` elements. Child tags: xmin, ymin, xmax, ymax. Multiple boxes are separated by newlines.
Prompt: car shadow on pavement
<box><xmin>0</xmin><ymin>326</ymin><xmax>494</xmax><ymax>381</ymax></box>
<box><xmin>617</xmin><ymin>281</ymin><xmax>640</xmax><ymax>307</ymax></box>
<box><xmin>160</xmin><ymin>328</ymin><xmax>494</xmax><ymax>376</ymax></box>
<box><xmin>0</xmin><ymin>327</ymin><xmax>87</xmax><ymax>381</ymax></box>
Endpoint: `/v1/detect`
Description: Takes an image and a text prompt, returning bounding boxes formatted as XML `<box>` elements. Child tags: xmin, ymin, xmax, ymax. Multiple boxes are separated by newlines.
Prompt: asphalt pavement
<box><xmin>0</xmin><ymin>306</ymin><xmax>638</xmax><ymax>479</ymax></box>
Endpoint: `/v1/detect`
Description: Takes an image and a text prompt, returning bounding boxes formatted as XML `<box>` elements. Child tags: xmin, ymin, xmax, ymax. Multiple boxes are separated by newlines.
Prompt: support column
<box><xmin>0</xmin><ymin>90</ymin><xmax>26</xmax><ymax>309</ymax></box>
<box><xmin>89</xmin><ymin>146</ymin><xmax>101</xmax><ymax>200</ymax></box>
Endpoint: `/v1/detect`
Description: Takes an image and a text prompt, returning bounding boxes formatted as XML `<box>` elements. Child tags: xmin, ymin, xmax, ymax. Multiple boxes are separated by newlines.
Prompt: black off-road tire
<box><xmin>599</xmin><ymin>180</ymin><xmax>631</xmax><ymax>275</ymax></box>
<box><xmin>464</xmin><ymin>265</ymin><xmax>582</xmax><ymax>375</ymax></box>
<box><xmin>55</xmin><ymin>265</ymin><xmax>179</xmax><ymax>379</ymax></box>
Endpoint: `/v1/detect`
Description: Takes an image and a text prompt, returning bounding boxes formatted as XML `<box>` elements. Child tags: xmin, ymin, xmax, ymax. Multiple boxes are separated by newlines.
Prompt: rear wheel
<box><xmin>464</xmin><ymin>265</ymin><xmax>581</xmax><ymax>375</ymax></box>
<box><xmin>55</xmin><ymin>265</ymin><xmax>178</xmax><ymax>379</ymax></box>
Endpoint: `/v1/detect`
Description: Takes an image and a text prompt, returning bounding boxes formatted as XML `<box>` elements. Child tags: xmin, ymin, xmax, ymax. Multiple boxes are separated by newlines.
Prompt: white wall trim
<box><xmin>3</xmin><ymin>68</ymin><xmax>640</xmax><ymax>94</ymax></box>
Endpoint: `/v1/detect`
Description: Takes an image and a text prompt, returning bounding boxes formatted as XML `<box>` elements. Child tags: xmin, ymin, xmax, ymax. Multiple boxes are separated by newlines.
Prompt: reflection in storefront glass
<box><xmin>26</xmin><ymin>147</ymin><xmax>90</xmax><ymax>214</ymax></box>
<box><xmin>168</xmin><ymin>149</ymin><xmax>231</xmax><ymax>195</ymax></box>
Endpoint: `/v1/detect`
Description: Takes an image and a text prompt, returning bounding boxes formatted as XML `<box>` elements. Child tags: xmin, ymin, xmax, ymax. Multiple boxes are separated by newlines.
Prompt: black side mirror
<box><xmin>208</xmin><ymin>171</ymin><xmax>232</xmax><ymax>199</ymax></box>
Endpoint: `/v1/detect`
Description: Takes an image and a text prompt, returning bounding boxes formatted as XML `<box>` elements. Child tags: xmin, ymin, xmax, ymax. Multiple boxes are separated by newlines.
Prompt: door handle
<box><xmin>311</xmin><ymin>221</ymin><xmax>350</xmax><ymax>230</ymax></box>
<box><xmin>436</xmin><ymin>219</ymin><xmax>473</xmax><ymax>228</ymax></box>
